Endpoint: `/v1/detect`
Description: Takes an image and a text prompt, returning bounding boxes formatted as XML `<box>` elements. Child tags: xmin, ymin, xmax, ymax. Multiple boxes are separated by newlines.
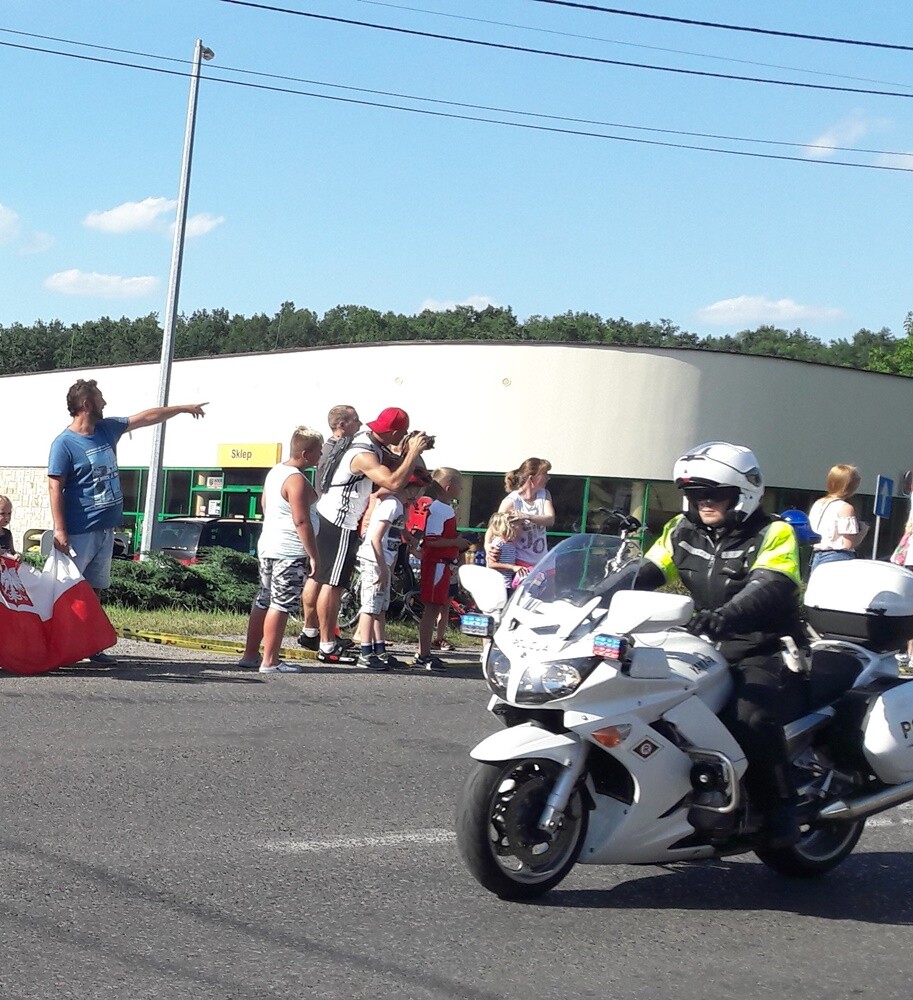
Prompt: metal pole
<box><xmin>138</xmin><ymin>39</ymin><xmax>214</xmax><ymax>557</ymax></box>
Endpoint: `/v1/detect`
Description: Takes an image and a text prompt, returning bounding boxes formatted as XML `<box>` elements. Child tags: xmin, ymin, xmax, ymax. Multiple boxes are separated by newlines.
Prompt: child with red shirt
<box><xmin>413</xmin><ymin>468</ymin><xmax>470</xmax><ymax>671</ymax></box>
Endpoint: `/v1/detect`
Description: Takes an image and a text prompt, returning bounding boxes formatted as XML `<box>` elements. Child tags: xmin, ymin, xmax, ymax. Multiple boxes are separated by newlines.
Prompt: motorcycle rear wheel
<box><xmin>755</xmin><ymin>817</ymin><xmax>865</xmax><ymax>877</ymax></box>
<box><xmin>456</xmin><ymin>758</ymin><xmax>588</xmax><ymax>900</ymax></box>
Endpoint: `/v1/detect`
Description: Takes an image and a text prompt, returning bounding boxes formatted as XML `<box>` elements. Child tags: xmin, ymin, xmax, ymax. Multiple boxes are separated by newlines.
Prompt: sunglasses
<box><xmin>687</xmin><ymin>487</ymin><xmax>737</xmax><ymax>503</ymax></box>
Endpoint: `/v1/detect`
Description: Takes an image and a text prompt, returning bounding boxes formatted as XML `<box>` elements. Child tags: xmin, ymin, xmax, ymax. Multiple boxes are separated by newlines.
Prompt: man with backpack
<box><xmin>298</xmin><ymin>404</ymin><xmax>362</xmax><ymax>651</ymax></box>
<box><xmin>307</xmin><ymin>406</ymin><xmax>430</xmax><ymax>664</ymax></box>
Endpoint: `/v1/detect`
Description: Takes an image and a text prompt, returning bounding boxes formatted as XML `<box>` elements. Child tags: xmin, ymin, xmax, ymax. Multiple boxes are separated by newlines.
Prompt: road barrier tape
<box><xmin>116</xmin><ymin>627</ymin><xmax>316</xmax><ymax>661</ymax></box>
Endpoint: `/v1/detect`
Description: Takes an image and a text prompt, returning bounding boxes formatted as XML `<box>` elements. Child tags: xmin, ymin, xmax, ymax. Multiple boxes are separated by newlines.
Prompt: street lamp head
<box><xmin>202</xmin><ymin>46</ymin><xmax>215</xmax><ymax>60</ymax></box>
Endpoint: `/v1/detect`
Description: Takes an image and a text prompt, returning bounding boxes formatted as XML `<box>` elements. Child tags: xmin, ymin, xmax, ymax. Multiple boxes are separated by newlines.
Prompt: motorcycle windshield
<box><xmin>512</xmin><ymin>533</ymin><xmax>643</xmax><ymax>613</ymax></box>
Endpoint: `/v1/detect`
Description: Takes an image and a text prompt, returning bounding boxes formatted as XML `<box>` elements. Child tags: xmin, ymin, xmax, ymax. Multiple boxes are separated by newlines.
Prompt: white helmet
<box><xmin>673</xmin><ymin>441</ymin><xmax>764</xmax><ymax>522</ymax></box>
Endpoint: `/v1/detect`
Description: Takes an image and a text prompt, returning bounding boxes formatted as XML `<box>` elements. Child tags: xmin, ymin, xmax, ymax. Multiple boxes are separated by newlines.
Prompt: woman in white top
<box><xmin>807</xmin><ymin>464</ymin><xmax>868</xmax><ymax>575</ymax></box>
<box><xmin>498</xmin><ymin>457</ymin><xmax>556</xmax><ymax>570</ymax></box>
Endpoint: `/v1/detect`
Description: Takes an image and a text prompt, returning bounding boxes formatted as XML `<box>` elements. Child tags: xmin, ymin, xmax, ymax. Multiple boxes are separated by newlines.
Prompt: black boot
<box><xmin>762</xmin><ymin>762</ymin><xmax>800</xmax><ymax>848</ymax></box>
<box><xmin>763</xmin><ymin>797</ymin><xmax>800</xmax><ymax>848</ymax></box>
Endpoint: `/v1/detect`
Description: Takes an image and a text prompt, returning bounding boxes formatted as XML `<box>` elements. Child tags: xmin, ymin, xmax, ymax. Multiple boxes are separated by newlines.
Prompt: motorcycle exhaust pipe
<box><xmin>817</xmin><ymin>778</ymin><xmax>913</xmax><ymax>822</ymax></box>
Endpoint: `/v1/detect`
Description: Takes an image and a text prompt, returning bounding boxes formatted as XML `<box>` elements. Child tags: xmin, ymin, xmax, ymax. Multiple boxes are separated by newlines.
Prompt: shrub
<box><xmin>105</xmin><ymin>549</ymin><xmax>257</xmax><ymax>612</ymax></box>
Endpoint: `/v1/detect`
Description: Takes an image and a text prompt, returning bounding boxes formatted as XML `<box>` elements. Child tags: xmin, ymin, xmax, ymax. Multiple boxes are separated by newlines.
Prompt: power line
<box><xmin>524</xmin><ymin>0</ymin><xmax>913</xmax><ymax>53</ymax></box>
<box><xmin>4</xmin><ymin>26</ymin><xmax>912</xmax><ymax>158</ymax></box>
<box><xmin>353</xmin><ymin>0</ymin><xmax>913</xmax><ymax>91</ymax></box>
<box><xmin>1</xmin><ymin>36</ymin><xmax>911</xmax><ymax>172</ymax></box>
<box><xmin>215</xmin><ymin>0</ymin><xmax>913</xmax><ymax>100</ymax></box>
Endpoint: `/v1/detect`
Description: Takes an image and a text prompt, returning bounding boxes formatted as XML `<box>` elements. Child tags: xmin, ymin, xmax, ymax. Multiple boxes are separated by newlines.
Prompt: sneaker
<box><xmin>336</xmin><ymin>636</ymin><xmax>356</xmax><ymax>651</ymax></box>
<box><xmin>431</xmin><ymin>639</ymin><xmax>456</xmax><ymax>652</ymax></box>
<box><xmin>258</xmin><ymin>661</ymin><xmax>302</xmax><ymax>674</ymax></box>
<box><xmin>357</xmin><ymin>653</ymin><xmax>389</xmax><ymax>671</ymax></box>
<box><xmin>297</xmin><ymin>633</ymin><xmax>319</xmax><ymax>651</ymax></box>
<box><xmin>379</xmin><ymin>653</ymin><xmax>407</xmax><ymax>670</ymax></box>
<box><xmin>237</xmin><ymin>657</ymin><xmax>261</xmax><ymax>669</ymax></box>
<box><xmin>88</xmin><ymin>652</ymin><xmax>118</xmax><ymax>665</ymax></box>
<box><xmin>413</xmin><ymin>654</ymin><xmax>447</xmax><ymax>673</ymax></box>
<box><xmin>317</xmin><ymin>643</ymin><xmax>359</xmax><ymax>665</ymax></box>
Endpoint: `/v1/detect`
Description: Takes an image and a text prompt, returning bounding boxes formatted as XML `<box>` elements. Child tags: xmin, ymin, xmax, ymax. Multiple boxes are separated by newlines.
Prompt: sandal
<box><xmin>432</xmin><ymin>639</ymin><xmax>456</xmax><ymax>652</ymax></box>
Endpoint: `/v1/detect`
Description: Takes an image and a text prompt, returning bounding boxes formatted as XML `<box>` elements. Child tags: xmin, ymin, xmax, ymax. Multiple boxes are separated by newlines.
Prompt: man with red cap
<box><xmin>311</xmin><ymin>406</ymin><xmax>430</xmax><ymax>663</ymax></box>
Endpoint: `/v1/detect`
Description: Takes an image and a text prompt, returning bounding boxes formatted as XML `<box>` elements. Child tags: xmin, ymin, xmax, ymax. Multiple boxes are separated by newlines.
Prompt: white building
<box><xmin>3</xmin><ymin>341</ymin><xmax>910</xmax><ymax>553</ymax></box>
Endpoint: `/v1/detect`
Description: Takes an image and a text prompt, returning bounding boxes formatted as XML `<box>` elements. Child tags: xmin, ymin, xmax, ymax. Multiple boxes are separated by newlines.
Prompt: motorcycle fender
<box><xmin>470</xmin><ymin>725</ymin><xmax>582</xmax><ymax>766</ymax></box>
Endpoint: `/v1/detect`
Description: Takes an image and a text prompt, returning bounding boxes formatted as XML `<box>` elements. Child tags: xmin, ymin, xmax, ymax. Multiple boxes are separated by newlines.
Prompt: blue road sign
<box><xmin>875</xmin><ymin>475</ymin><xmax>894</xmax><ymax>519</ymax></box>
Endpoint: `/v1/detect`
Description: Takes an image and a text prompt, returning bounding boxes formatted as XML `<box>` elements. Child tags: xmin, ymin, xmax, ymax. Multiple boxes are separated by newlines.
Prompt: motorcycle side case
<box><xmin>804</xmin><ymin>560</ymin><xmax>913</xmax><ymax>651</ymax></box>
<box><xmin>830</xmin><ymin>677</ymin><xmax>913</xmax><ymax>783</ymax></box>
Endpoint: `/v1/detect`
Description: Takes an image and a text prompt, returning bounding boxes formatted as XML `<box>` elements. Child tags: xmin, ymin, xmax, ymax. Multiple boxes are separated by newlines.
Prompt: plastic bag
<box><xmin>0</xmin><ymin>550</ymin><xmax>116</xmax><ymax>675</ymax></box>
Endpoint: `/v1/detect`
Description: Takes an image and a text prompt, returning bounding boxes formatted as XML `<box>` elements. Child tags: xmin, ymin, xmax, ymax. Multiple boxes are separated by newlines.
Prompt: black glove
<box><xmin>687</xmin><ymin>608</ymin><xmax>729</xmax><ymax>639</ymax></box>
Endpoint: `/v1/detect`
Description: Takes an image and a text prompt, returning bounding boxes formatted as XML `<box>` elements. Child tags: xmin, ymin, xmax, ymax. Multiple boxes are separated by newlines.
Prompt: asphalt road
<box><xmin>0</xmin><ymin>638</ymin><xmax>911</xmax><ymax>1000</ymax></box>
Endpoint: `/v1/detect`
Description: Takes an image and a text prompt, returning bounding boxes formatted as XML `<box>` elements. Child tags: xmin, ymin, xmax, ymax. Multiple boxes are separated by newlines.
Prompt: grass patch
<box><xmin>105</xmin><ymin>603</ymin><xmax>470</xmax><ymax>646</ymax></box>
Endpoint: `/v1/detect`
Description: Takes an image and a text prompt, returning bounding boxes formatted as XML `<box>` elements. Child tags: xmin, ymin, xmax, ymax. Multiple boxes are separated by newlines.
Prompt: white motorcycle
<box><xmin>456</xmin><ymin>531</ymin><xmax>913</xmax><ymax>900</ymax></box>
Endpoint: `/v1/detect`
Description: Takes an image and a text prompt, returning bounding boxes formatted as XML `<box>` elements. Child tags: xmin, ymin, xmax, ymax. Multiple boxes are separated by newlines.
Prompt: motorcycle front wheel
<box><xmin>755</xmin><ymin>816</ymin><xmax>865</xmax><ymax>877</ymax></box>
<box><xmin>456</xmin><ymin>758</ymin><xmax>588</xmax><ymax>900</ymax></box>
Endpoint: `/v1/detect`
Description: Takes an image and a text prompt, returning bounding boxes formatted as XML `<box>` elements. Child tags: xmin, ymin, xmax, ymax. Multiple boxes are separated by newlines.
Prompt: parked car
<box><xmin>145</xmin><ymin>516</ymin><xmax>262</xmax><ymax>564</ymax></box>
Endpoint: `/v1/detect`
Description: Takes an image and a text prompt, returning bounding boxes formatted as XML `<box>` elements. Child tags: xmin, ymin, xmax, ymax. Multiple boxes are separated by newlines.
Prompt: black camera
<box><xmin>405</xmin><ymin>429</ymin><xmax>435</xmax><ymax>449</ymax></box>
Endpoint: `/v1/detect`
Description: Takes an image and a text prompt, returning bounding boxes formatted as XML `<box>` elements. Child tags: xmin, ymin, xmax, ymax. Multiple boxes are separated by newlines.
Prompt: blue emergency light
<box><xmin>593</xmin><ymin>634</ymin><xmax>627</xmax><ymax>660</ymax></box>
<box><xmin>461</xmin><ymin>613</ymin><xmax>496</xmax><ymax>637</ymax></box>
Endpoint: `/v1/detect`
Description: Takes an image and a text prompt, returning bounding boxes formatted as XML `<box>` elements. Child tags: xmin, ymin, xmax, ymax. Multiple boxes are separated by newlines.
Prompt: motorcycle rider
<box><xmin>634</xmin><ymin>442</ymin><xmax>805</xmax><ymax>848</ymax></box>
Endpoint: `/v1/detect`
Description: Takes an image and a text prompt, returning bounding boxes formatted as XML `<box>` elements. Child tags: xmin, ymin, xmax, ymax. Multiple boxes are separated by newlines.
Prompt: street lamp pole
<box><xmin>139</xmin><ymin>39</ymin><xmax>214</xmax><ymax>558</ymax></box>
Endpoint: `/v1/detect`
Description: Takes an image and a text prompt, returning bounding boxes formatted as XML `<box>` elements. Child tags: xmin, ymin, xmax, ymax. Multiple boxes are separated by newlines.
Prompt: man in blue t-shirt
<box><xmin>48</xmin><ymin>378</ymin><xmax>207</xmax><ymax>663</ymax></box>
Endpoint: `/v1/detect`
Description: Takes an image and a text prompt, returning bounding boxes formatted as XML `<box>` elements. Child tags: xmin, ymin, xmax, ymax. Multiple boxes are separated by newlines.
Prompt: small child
<box><xmin>356</xmin><ymin>475</ymin><xmax>426</xmax><ymax>671</ymax></box>
<box><xmin>414</xmin><ymin>468</ymin><xmax>471</xmax><ymax>671</ymax></box>
<box><xmin>0</xmin><ymin>496</ymin><xmax>15</xmax><ymax>556</ymax></box>
<box><xmin>484</xmin><ymin>511</ymin><xmax>525</xmax><ymax>590</ymax></box>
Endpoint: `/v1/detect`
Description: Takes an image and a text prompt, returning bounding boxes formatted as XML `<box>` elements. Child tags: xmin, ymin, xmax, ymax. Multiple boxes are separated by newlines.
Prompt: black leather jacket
<box><xmin>637</xmin><ymin>508</ymin><xmax>802</xmax><ymax>658</ymax></box>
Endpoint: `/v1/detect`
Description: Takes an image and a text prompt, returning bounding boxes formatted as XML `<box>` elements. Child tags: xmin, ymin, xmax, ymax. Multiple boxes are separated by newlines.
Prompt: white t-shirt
<box><xmin>503</xmin><ymin>488</ymin><xmax>550</xmax><ymax>565</ymax></box>
<box><xmin>809</xmin><ymin>497</ymin><xmax>860</xmax><ymax>552</ymax></box>
<box><xmin>357</xmin><ymin>495</ymin><xmax>405</xmax><ymax>568</ymax></box>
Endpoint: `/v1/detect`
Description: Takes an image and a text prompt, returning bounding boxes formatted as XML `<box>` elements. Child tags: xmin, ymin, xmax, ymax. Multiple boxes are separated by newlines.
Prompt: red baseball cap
<box><xmin>367</xmin><ymin>407</ymin><xmax>410</xmax><ymax>435</ymax></box>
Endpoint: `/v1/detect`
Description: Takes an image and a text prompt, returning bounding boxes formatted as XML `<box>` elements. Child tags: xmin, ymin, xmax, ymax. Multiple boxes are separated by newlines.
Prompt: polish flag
<box><xmin>0</xmin><ymin>551</ymin><xmax>117</xmax><ymax>675</ymax></box>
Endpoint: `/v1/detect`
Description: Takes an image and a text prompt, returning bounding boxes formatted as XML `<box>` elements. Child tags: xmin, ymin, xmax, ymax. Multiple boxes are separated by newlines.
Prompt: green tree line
<box><xmin>2</xmin><ymin>302</ymin><xmax>912</xmax><ymax>375</ymax></box>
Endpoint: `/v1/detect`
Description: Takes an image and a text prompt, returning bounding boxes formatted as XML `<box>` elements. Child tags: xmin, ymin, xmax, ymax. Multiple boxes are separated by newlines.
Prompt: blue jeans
<box><xmin>810</xmin><ymin>549</ymin><xmax>856</xmax><ymax>574</ymax></box>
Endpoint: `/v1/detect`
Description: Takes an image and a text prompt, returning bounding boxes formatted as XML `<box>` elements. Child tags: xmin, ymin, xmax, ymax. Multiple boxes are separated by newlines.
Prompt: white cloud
<box><xmin>418</xmin><ymin>294</ymin><xmax>499</xmax><ymax>313</ymax></box>
<box><xmin>85</xmin><ymin>198</ymin><xmax>224</xmax><ymax>239</ymax></box>
<box><xmin>44</xmin><ymin>269</ymin><xmax>160</xmax><ymax>299</ymax></box>
<box><xmin>695</xmin><ymin>295</ymin><xmax>843</xmax><ymax>327</ymax></box>
<box><xmin>803</xmin><ymin>112</ymin><xmax>881</xmax><ymax>160</ymax></box>
<box><xmin>0</xmin><ymin>204</ymin><xmax>20</xmax><ymax>244</ymax></box>
<box><xmin>19</xmin><ymin>232</ymin><xmax>54</xmax><ymax>255</ymax></box>
<box><xmin>84</xmin><ymin>197</ymin><xmax>176</xmax><ymax>234</ymax></box>
<box><xmin>181</xmin><ymin>213</ymin><xmax>225</xmax><ymax>238</ymax></box>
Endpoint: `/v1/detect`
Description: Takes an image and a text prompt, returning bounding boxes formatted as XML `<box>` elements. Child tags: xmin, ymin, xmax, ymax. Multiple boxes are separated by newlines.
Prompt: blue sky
<box><xmin>2</xmin><ymin>0</ymin><xmax>913</xmax><ymax>340</ymax></box>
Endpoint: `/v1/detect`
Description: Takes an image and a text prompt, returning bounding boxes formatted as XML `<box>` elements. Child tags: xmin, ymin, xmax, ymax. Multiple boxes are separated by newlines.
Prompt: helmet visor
<box><xmin>681</xmin><ymin>485</ymin><xmax>739</xmax><ymax>504</ymax></box>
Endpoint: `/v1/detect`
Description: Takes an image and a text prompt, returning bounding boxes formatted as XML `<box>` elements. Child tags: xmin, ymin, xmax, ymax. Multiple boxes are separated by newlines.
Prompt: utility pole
<box><xmin>139</xmin><ymin>39</ymin><xmax>214</xmax><ymax>557</ymax></box>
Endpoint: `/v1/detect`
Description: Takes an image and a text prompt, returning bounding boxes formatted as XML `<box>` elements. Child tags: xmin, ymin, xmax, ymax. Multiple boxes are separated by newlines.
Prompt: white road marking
<box><xmin>263</xmin><ymin>804</ymin><xmax>913</xmax><ymax>852</ymax></box>
<box><xmin>264</xmin><ymin>828</ymin><xmax>457</xmax><ymax>853</ymax></box>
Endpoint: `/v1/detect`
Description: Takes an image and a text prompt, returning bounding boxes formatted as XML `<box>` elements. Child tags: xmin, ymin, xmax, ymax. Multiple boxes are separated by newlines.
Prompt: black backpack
<box><xmin>316</xmin><ymin>436</ymin><xmax>374</xmax><ymax>496</ymax></box>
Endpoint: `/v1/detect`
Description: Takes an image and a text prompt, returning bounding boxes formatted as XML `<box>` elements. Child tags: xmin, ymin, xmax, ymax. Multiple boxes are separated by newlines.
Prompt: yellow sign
<box><xmin>217</xmin><ymin>442</ymin><xmax>282</xmax><ymax>467</ymax></box>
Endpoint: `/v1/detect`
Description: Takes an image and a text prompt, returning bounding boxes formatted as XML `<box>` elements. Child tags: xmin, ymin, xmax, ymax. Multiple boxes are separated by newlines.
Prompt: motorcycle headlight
<box><xmin>516</xmin><ymin>657</ymin><xmax>600</xmax><ymax>705</ymax></box>
<box><xmin>483</xmin><ymin>643</ymin><xmax>510</xmax><ymax>697</ymax></box>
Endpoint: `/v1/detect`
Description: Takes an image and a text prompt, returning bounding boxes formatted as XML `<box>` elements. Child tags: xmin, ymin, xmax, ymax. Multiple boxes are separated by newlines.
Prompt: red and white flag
<box><xmin>0</xmin><ymin>551</ymin><xmax>117</xmax><ymax>675</ymax></box>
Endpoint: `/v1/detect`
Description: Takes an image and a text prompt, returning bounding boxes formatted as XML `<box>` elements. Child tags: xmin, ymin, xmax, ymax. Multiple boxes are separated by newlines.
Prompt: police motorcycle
<box><xmin>455</xmin><ymin>520</ymin><xmax>913</xmax><ymax>900</ymax></box>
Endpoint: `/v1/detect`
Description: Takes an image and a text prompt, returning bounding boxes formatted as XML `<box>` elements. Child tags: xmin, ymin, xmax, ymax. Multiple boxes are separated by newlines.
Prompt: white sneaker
<box><xmin>258</xmin><ymin>661</ymin><xmax>302</xmax><ymax>674</ymax></box>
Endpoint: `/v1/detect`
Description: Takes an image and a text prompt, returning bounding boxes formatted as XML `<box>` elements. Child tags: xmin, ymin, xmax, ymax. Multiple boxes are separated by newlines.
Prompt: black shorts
<box><xmin>314</xmin><ymin>513</ymin><xmax>360</xmax><ymax>588</ymax></box>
